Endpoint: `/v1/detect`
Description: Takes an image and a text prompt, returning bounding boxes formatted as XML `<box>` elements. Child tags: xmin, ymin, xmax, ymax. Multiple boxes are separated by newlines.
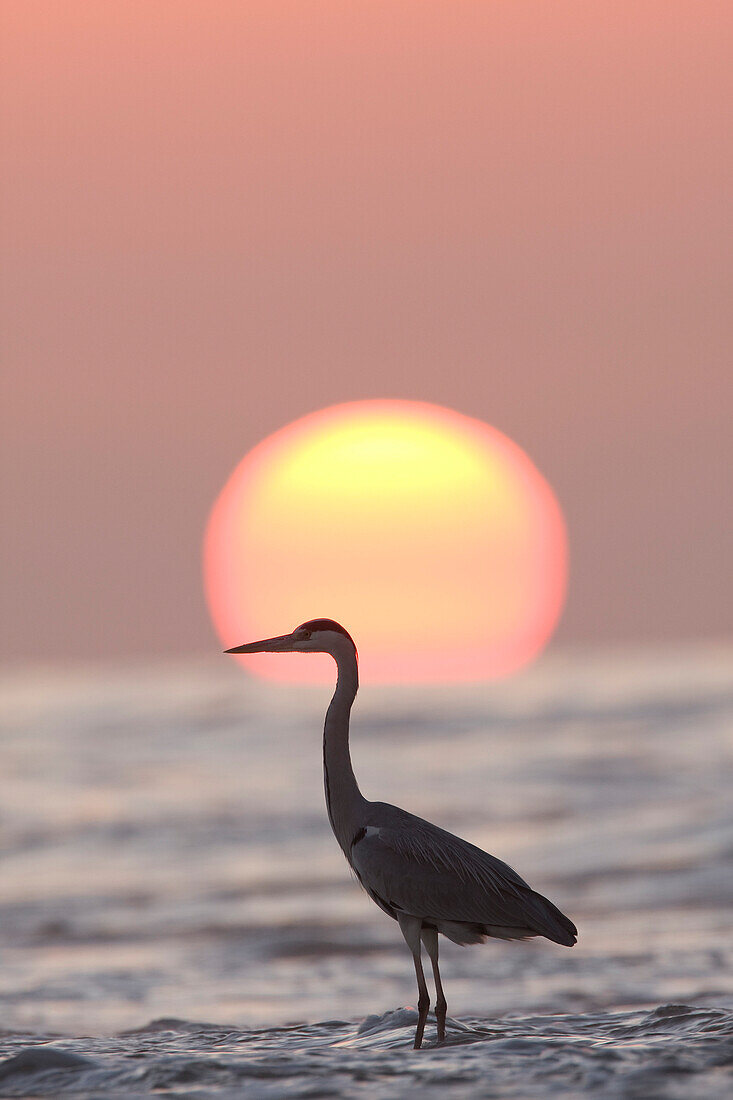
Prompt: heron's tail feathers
<box><xmin>525</xmin><ymin>890</ymin><xmax>577</xmax><ymax>946</ymax></box>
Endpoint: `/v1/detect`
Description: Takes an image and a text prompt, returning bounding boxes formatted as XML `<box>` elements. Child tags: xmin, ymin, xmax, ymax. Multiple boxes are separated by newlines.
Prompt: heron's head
<box><xmin>225</xmin><ymin>619</ymin><xmax>357</xmax><ymax>661</ymax></box>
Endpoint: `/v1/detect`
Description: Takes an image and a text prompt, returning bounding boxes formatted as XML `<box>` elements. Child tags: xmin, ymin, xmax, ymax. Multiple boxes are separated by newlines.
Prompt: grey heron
<box><xmin>226</xmin><ymin>618</ymin><xmax>577</xmax><ymax>1049</ymax></box>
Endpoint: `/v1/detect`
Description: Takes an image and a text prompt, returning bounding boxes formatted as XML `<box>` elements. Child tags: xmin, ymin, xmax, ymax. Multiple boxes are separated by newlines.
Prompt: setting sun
<box><xmin>204</xmin><ymin>400</ymin><xmax>567</xmax><ymax>683</ymax></box>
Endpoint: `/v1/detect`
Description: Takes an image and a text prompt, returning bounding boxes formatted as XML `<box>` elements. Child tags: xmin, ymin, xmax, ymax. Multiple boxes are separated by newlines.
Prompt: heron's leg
<box><xmin>421</xmin><ymin>927</ymin><xmax>447</xmax><ymax>1041</ymax></box>
<box><xmin>397</xmin><ymin>912</ymin><xmax>429</xmax><ymax>1049</ymax></box>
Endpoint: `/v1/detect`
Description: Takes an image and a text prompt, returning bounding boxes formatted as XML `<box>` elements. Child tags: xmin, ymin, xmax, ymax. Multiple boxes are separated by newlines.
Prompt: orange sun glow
<box><xmin>204</xmin><ymin>400</ymin><xmax>567</xmax><ymax>684</ymax></box>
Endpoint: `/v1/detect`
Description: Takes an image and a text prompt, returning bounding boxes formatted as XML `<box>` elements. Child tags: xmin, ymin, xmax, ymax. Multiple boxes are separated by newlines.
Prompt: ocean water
<box><xmin>1</xmin><ymin>647</ymin><xmax>732</xmax><ymax>1097</ymax></box>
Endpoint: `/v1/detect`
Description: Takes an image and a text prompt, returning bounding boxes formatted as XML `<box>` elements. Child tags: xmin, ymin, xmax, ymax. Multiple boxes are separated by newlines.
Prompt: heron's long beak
<box><xmin>224</xmin><ymin>633</ymin><xmax>295</xmax><ymax>654</ymax></box>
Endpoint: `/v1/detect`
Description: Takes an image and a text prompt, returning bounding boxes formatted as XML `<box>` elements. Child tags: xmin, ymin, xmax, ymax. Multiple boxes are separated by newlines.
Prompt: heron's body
<box><xmin>227</xmin><ymin>618</ymin><xmax>577</xmax><ymax>1048</ymax></box>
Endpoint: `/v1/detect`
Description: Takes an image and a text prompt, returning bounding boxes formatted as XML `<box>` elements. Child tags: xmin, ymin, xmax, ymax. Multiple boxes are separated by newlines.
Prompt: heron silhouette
<box><xmin>226</xmin><ymin>618</ymin><xmax>577</xmax><ymax>1049</ymax></box>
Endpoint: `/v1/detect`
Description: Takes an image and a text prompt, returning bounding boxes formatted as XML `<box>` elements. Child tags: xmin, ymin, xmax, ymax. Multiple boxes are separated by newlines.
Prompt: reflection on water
<box><xmin>0</xmin><ymin>647</ymin><xmax>732</xmax><ymax>1095</ymax></box>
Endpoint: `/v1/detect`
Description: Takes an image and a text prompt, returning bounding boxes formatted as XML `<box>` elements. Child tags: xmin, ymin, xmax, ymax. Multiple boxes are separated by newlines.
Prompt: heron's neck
<box><xmin>323</xmin><ymin>648</ymin><xmax>365</xmax><ymax>854</ymax></box>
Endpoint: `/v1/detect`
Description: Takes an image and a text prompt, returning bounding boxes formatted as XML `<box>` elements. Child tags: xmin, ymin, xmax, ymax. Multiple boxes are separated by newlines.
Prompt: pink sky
<box><xmin>2</xmin><ymin>2</ymin><xmax>731</xmax><ymax>661</ymax></box>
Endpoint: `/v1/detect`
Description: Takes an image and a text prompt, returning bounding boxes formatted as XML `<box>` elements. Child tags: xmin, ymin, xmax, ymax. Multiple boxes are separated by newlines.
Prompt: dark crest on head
<box><xmin>297</xmin><ymin>619</ymin><xmax>356</xmax><ymax>648</ymax></box>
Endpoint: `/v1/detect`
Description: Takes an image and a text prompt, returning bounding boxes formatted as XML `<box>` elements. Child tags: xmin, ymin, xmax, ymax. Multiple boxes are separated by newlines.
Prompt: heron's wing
<box><xmin>351</xmin><ymin>811</ymin><xmax>575</xmax><ymax>944</ymax></box>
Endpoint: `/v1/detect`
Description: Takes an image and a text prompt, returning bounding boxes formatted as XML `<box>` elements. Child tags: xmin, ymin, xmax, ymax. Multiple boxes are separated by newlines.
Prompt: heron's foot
<box><xmin>412</xmin><ymin>993</ymin><xmax>429</xmax><ymax>1049</ymax></box>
